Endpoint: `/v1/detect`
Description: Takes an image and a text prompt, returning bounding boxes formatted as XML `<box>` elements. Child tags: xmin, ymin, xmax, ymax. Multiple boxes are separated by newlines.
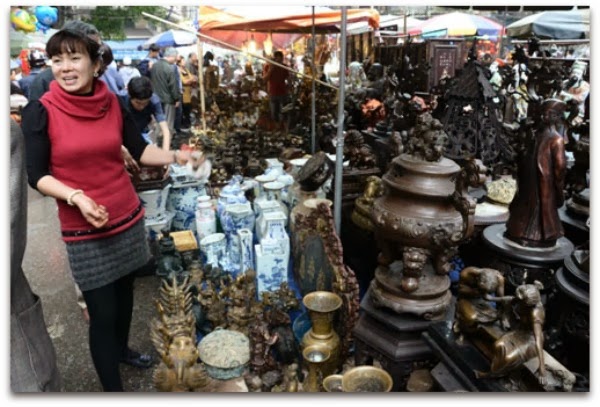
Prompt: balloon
<box><xmin>34</xmin><ymin>6</ymin><xmax>58</xmax><ymax>33</ymax></box>
<box><xmin>11</xmin><ymin>8</ymin><xmax>37</xmax><ymax>33</ymax></box>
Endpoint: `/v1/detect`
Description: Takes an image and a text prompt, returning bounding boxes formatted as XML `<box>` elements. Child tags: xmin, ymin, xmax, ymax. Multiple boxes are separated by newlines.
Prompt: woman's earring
<box><xmin>93</xmin><ymin>72</ymin><xmax>99</xmax><ymax>78</ymax></box>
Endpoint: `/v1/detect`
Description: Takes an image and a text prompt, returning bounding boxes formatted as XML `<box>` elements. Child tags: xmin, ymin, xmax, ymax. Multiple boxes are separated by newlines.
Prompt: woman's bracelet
<box><xmin>67</xmin><ymin>189</ymin><xmax>84</xmax><ymax>206</ymax></box>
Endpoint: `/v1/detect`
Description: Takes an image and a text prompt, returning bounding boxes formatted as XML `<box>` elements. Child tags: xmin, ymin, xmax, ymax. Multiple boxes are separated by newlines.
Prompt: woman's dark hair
<box><xmin>99</xmin><ymin>43</ymin><xmax>114</xmax><ymax>67</ymax></box>
<box><xmin>128</xmin><ymin>76</ymin><xmax>153</xmax><ymax>100</ymax></box>
<box><xmin>46</xmin><ymin>29</ymin><xmax>105</xmax><ymax>76</ymax></box>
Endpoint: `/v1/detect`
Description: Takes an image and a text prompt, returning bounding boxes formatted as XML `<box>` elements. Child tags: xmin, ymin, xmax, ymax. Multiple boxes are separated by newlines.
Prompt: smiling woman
<box><xmin>20</xmin><ymin>27</ymin><xmax>191</xmax><ymax>392</ymax></box>
<box><xmin>46</xmin><ymin>30</ymin><xmax>103</xmax><ymax>94</ymax></box>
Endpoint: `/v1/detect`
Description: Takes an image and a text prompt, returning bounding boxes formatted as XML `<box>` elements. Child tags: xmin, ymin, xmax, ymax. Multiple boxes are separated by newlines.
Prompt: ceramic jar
<box><xmin>264</xmin><ymin>158</ymin><xmax>285</xmax><ymax>178</ymax></box>
<box><xmin>197</xmin><ymin>329</ymin><xmax>250</xmax><ymax>380</ymax></box>
<box><xmin>253</xmin><ymin>173</ymin><xmax>278</xmax><ymax>204</ymax></box>
<box><xmin>216</xmin><ymin>182</ymin><xmax>247</xmax><ymax>221</ymax></box>
<box><xmin>138</xmin><ymin>184</ymin><xmax>171</xmax><ymax>220</ymax></box>
<box><xmin>263</xmin><ymin>181</ymin><xmax>288</xmax><ymax>221</ymax></box>
<box><xmin>165</xmin><ymin>179</ymin><xmax>206</xmax><ymax>233</ymax></box>
<box><xmin>195</xmin><ymin>201</ymin><xmax>216</xmax><ymax>241</ymax></box>
<box><xmin>254</xmin><ymin>200</ymin><xmax>285</xmax><ymax>242</ymax></box>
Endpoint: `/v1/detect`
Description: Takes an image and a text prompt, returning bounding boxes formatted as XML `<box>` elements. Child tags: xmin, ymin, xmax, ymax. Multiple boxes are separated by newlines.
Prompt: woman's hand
<box><xmin>121</xmin><ymin>145</ymin><xmax>140</xmax><ymax>174</ymax></box>
<box><xmin>71</xmin><ymin>193</ymin><xmax>109</xmax><ymax>229</ymax></box>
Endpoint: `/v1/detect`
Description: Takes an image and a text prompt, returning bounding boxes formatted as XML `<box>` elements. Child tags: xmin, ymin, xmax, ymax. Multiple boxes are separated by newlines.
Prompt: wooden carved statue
<box><xmin>150</xmin><ymin>277</ymin><xmax>213</xmax><ymax>392</ymax></box>
<box><xmin>505</xmin><ymin>98</ymin><xmax>567</xmax><ymax>248</ymax></box>
<box><xmin>294</xmin><ymin>202</ymin><xmax>360</xmax><ymax>359</ymax></box>
<box><xmin>248</xmin><ymin>308</ymin><xmax>279</xmax><ymax>377</ymax></box>
<box><xmin>344</xmin><ymin>129</ymin><xmax>377</xmax><ymax>170</ymax></box>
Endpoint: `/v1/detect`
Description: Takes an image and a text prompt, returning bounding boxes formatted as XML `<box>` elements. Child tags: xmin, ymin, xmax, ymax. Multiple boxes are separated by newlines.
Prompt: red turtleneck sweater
<box><xmin>39</xmin><ymin>80</ymin><xmax>144</xmax><ymax>241</ymax></box>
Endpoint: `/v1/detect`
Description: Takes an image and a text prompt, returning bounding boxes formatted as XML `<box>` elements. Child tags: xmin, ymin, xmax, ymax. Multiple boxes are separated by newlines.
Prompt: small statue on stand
<box><xmin>505</xmin><ymin>99</ymin><xmax>567</xmax><ymax>248</ymax></box>
<box><xmin>226</xmin><ymin>271</ymin><xmax>257</xmax><ymax>335</ymax></box>
<box><xmin>352</xmin><ymin>175</ymin><xmax>385</xmax><ymax>232</ymax></box>
<box><xmin>556</xmin><ymin>60</ymin><xmax>589</xmax><ymax>130</ymax></box>
<box><xmin>156</xmin><ymin>229</ymin><xmax>184</xmax><ymax>279</ymax></box>
<box><xmin>454</xmin><ymin>267</ymin><xmax>511</xmax><ymax>339</ymax></box>
<box><xmin>475</xmin><ymin>281</ymin><xmax>546</xmax><ymax>383</ymax></box>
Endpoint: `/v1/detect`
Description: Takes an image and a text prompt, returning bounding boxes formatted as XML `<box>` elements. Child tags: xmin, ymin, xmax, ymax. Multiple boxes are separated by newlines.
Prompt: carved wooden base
<box><xmin>550</xmin><ymin>254</ymin><xmax>589</xmax><ymax>378</ymax></box>
<box><xmin>370</xmin><ymin>264</ymin><xmax>452</xmax><ymax>320</ymax></box>
<box><xmin>481</xmin><ymin>224</ymin><xmax>573</xmax><ymax>295</ymax></box>
<box><xmin>423</xmin><ymin>321</ymin><xmax>575</xmax><ymax>392</ymax></box>
<box><xmin>352</xmin><ymin>291</ymin><xmax>443</xmax><ymax>391</ymax></box>
<box><xmin>558</xmin><ymin>205</ymin><xmax>589</xmax><ymax>247</ymax></box>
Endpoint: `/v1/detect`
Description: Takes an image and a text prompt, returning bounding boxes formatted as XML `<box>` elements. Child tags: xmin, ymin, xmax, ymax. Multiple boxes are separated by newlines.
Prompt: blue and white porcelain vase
<box><xmin>253</xmin><ymin>173</ymin><xmax>278</xmax><ymax>205</ymax></box>
<box><xmin>217</xmin><ymin>181</ymin><xmax>247</xmax><ymax>221</ymax></box>
<box><xmin>221</xmin><ymin>203</ymin><xmax>255</xmax><ymax>275</ymax></box>
<box><xmin>200</xmin><ymin>233</ymin><xmax>226</xmax><ymax>269</ymax></box>
<box><xmin>166</xmin><ymin>179</ymin><xmax>207</xmax><ymax>233</ymax></box>
<box><xmin>139</xmin><ymin>184</ymin><xmax>171</xmax><ymax>220</ymax></box>
<box><xmin>238</xmin><ymin>228</ymin><xmax>255</xmax><ymax>274</ymax></box>
<box><xmin>263</xmin><ymin>181</ymin><xmax>288</xmax><ymax>223</ymax></box>
<box><xmin>254</xmin><ymin>200</ymin><xmax>285</xmax><ymax>242</ymax></box>
<box><xmin>195</xmin><ymin>201</ymin><xmax>216</xmax><ymax>241</ymax></box>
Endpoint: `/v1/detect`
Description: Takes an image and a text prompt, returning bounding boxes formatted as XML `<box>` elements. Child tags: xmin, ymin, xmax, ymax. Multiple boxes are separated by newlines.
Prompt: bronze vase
<box><xmin>300</xmin><ymin>291</ymin><xmax>342</xmax><ymax>377</ymax></box>
<box><xmin>302</xmin><ymin>344</ymin><xmax>331</xmax><ymax>392</ymax></box>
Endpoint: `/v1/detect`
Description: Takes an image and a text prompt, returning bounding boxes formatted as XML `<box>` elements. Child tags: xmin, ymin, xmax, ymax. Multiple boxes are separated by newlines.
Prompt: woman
<box><xmin>21</xmin><ymin>28</ymin><xmax>190</xmax><ymax>392</ymax></box>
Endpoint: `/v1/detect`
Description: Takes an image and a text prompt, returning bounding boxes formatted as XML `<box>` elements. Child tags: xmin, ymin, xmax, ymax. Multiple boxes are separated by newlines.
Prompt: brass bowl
<box><xmin>323</xmin><ymin>374</ymin><xmax>344</xmax><ymax>392</ymax></box>
<box><xmin>341</xmin><ymin>366</ymin><xmax>393</xmax><ymax>392</ymax></box>
<box><xmin>303</xmin><ymin>291</ymin><xmax>343</xmax><ymax>314</ymax></box>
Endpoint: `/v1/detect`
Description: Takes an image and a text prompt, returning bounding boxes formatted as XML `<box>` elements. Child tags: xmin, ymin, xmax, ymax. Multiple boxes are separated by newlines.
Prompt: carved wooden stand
<box><xmin>481</xmin><ymin>224</ymin><xmax>573</xmax><ymax>296</ymax></box>
<box><xmin>352</xmin><ymin>291</ymin><xmax>448</xmax><ymax>391</ymax></box>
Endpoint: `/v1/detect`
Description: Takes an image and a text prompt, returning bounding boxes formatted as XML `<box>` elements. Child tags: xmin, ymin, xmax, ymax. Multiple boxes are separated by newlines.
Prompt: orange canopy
<box><xmin>206</xmin><ymin>8</ymin><xmax>380</xmax><ymax>34</ymax></box>
<box><xmin>198</xmin><ymin>6</ymin><xmax>301</xmax><ymax>50</ymax></box>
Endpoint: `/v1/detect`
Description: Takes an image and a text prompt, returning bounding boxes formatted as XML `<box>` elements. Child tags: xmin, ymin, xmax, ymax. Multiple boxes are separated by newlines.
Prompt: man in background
<box><xmin>262</xmin><ymin>50</ymin><xmax>290</xmax><ymax>125</ymax></box>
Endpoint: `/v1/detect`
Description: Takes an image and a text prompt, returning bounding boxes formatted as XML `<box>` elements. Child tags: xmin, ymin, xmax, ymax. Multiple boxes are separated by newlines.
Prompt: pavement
<box><xmin>22</xmin><ymin>187</ymin><xmax>159</xmax><ymax>392</ymax></box>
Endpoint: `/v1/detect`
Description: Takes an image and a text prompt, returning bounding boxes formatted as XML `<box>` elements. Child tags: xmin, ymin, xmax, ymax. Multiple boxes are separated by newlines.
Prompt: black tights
<box><xmin>82</xmin><ymin>272</ymin><xmax>136</xmax><ymax>392</ymax></box>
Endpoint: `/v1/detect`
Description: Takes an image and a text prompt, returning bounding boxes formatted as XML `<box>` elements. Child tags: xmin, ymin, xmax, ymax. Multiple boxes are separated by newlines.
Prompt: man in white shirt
<box><xmin>119</xmin><ymin>56</ymin><xmax>141</xmax><ymax>88</ymax></box>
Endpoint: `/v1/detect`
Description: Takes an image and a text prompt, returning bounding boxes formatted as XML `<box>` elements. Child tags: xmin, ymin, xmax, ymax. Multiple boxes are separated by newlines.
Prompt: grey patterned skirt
<box><xmin>65</xmin><ymin>219</ymin><xmax>151</xmax><ymax>291</ymax></box>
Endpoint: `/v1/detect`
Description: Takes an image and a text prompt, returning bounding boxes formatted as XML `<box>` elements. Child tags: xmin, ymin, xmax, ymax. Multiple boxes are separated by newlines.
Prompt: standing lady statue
<box><xmin>504</xmin><ymin>98</ymin><xmax>567</xmax><ymax>248</ymax></box>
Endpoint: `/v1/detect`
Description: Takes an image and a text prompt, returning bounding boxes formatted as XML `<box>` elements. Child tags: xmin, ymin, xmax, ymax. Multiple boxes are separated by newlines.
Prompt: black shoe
<box><xmin>120</xmin><ymin>348</ymin><xmax>154</xmax><ymax>369</ymax></box>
